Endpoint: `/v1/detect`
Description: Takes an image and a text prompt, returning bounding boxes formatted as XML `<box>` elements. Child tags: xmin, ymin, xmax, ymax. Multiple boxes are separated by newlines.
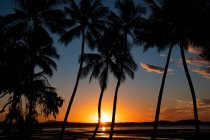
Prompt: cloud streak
<box><xmin>186</xmin><ymin>57</ymin><xmax>210</xmax><ymax>66</ymax></box>
<box><xmin>192</xmin><ymin>67</ymin><xmax>210</xmax><ymax>79</ymax></box>
<box><xmin>140</xmin><ymin>63</ymin><xmax>174</xmax><ymax>74</ymax></box>
<box><xmin>184</xmin><ymin>56</ymin><xmax>210</xmax><ymax>79</ymax></box>
<box><xmin>160</xmin><ymin>99</ymin><xmax>210</xmax><ymax>121</ymax></box>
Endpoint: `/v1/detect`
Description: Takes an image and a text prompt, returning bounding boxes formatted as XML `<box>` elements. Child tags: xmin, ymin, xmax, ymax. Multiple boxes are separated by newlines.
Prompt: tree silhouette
<box><xmin>107</xmin><ymin>0</ymin><xmax>144</xmax><ymax>139</ymax></box>
<box><xmin>0</xmin><ymin>0</ymin><xmax>64</xmax><ymax>135</ymax></box>
<box><xmin>137</xmin><ymin>0</ymin><xmax>210</xmax><ymax>139</ymax></box>
<box><xmin>9</xmin><ymin>0</ymin><xmax>64</xmax><ymax>133</ymax></box>
<box><xmin>79</xmin><ymin>28</ymin><xmax>122</xmax><ymax>139</ymax></box>
<box><xmin>58</xmin><ymin>0</ymin><xmax>108</xmax><ymax>138</ymax></box>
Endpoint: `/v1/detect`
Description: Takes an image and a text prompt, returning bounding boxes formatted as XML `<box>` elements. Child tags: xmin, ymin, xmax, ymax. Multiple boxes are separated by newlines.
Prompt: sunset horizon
<box><xmin>1</xmin><ymin>0</ymin><xmax>210</xmax><ymax>139</ymax></box>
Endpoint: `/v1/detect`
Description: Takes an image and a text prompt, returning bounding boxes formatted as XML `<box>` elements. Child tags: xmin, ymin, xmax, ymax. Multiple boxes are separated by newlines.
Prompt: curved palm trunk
<box><xmin>180</xmin><ymin>45</ymin><xmax>200</xmax><ymax>136</ymax></box>
<box><xmin>91</xmin><ymin>86</ymin><xmax>105</xmax><ymax>139</ymax></box>
<box><xmin>109</xmin><ymin>75</ymin><xmax>121</xmax><ymax>139</ymax></box>
<box><xmin>91</xmin><ymin>65</ymin><xmax>108</xmax><ymax>140</ymax></box>
<box><xmin>151</xmin><ymin>45</ymin><xmax>173</xmax><ymax>140</ymax></box>
<box><xmin>59</xmin><ymin>30</ymin><xmax>85</xmax><ymax>139</ymax></box>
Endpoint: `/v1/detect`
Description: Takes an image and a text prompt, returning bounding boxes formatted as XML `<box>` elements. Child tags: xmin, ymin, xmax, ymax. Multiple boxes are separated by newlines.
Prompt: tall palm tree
<box><xmin>107</xmin><ymin>0</ymin><xmax>144</xmax><ymax>139</ymax></box>
<box><xmin>59</xmin><ymin>0</ymin><xmax>108</xmax><ymax>138</ymax></box>
<box><xmin>1</xmin><ymin>0</ymin><xmax>64</xmax><ymax>134</ymax></box>
<box><xmin>137</xmin><ymin>0</ymin><xmax>210</xmax><ymax>139</ymax></box>
<box><xmin>0</xmin><ymin>37</ymin><xmax>64</xmax><ymax>135</ymax></box>
<box><xmin>79</xmin><ymin>28</ymin><xmax>121</xmax><ymax>139</ymax></box>
<box><xmin>109</xmin><ymin>50</ymin><xmax>137</xmax><ymax>140</ymax></box>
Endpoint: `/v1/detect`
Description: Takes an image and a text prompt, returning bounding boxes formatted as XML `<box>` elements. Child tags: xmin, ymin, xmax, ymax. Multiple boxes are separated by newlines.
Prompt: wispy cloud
<box><xmin>191</xmin><ymin>67</ymin><xmax>210</xmax><ymax>79</ymax></box>
<box><xmin>160</xmin><ymin>54</ymin><xmax>176</xmax><ymax>63</ymax></box>
<box><xmin>140</xmin><ymin>63</ymin><xmax>174</xmax><ymax>74</ymax></box>
<box><xmin>198</xmin><ymin>99</ymin><xmax>210</xmax><ymax>112</ymax></box>
<box><xmin>160</xmin><ymin>54</ymin><xmax>166</xmax><ymax>58</ymax></box>
<box><xmin>186</xmin><ymin>57</ymin><xmax>210</xmax><ymax>66</ymax></box>
<box><xmin>184</xmin><ymin>56</ymin><xmax>210</xmax><ymax>79</ymax></box>
<box><xmin>160</xmin><ymin>99</ymin><xmax>210</xmax><ymax>120</ymax></box>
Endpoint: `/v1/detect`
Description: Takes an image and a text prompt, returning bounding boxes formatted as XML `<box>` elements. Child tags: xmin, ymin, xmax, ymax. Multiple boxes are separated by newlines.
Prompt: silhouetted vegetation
<box><xmin>1</xmin><ymin>0</ymin><xmax>210</xmax><ymax>139</ymax></box>
<box><xmin>58</xmin><ymin>0</ymin><xmax>108</xmax><ymax>138</ymax></box>
<box><xmin>136</xmin><ymin>0</ymin><xmax>210</xmax><ymax>139</ymax></box>
<box><xmin>0</xmin><ymin>0</ymin><xmax>64</xmax><ymax>138</ymax></box>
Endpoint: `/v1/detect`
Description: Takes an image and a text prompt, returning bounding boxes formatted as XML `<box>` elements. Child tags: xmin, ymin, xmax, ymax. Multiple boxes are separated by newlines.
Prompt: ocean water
<box><xmin>42</xmin><ymin>124</ymin><xmax>210</xmax><ymax>139</ymax></box>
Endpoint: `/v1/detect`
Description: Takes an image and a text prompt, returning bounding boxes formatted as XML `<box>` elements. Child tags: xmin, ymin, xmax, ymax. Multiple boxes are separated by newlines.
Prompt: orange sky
<box><xmin>1</xmin><ymin>0</ymin><xmax>210</xmax><ymax>124</ymax></box>
<box><xmin>44</xmin><ymin>76</ymin><xmax>210</xmax><ymax>123</ymax></box>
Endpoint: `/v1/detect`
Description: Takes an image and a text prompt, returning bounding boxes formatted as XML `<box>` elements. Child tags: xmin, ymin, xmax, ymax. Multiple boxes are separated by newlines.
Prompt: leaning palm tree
<box><xmin>136</xmin><ymin>0</ymin><xmax>210</xmax><ymax>139</ymax></box>
<box><xmin>79</xmin><ymin>28</ymin><xmax>122</xmax><ymax>139</ymax></box>
<box><xmin>58</xmin><ymin>0</ymin><xmax>108</xmax><ymax>138</ymax></box>
<box><xmin>109</xmin><ymin>49</ymin><xmax>137</xmax><ymax>140</ymax></box>
<box><xmin>107</xmin><ymin>0</ymin><xmax>144</xmax><ymax>139</ymax></box>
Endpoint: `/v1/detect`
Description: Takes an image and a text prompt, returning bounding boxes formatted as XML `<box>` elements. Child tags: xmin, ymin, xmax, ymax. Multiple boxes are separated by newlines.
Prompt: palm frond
<box><xmin>59</xmin><ymin>25</ymin><xmax>82</xmax><ymax>45</ymax></box>
<box><xmin>89</xmin><ymin>62</ymin><xmax>104</xmax><ymax>82</ymax></box>
<box><xmin>123</xmin><ymin>65</ymin><xmax>135</xmax><ymax>79</ymax></box>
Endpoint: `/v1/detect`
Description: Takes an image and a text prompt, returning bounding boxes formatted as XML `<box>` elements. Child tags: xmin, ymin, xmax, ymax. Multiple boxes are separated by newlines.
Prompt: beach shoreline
<box><xmin>1</xmin><ymin>127</ymin><xmax>210</xmax><ymax>140</ymax></box>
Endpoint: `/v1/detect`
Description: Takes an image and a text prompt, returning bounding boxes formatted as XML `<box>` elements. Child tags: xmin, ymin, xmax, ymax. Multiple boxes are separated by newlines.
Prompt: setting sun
<box><xmin>101</xmin><ymin>112</ymin><xmax>111</xmax><ymax>123</ymax></box>
<box><xmin>92</xmin><ymin>111</ymin><xmax>112</xmax><ymax>123</ymax></box>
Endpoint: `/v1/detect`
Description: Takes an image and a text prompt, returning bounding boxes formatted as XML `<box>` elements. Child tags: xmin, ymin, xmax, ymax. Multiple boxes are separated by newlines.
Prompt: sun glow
<box><xmin>101</xmin><ymin>113</ymin><xmax>111</xmax><ymax>123</ymax></box>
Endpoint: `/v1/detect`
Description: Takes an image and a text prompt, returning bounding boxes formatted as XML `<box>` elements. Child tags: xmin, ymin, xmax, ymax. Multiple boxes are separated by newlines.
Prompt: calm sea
<box><xmin>42</xmin><ymin>124</ymin><xmax>210</xmax><ymax>139</ymax></box>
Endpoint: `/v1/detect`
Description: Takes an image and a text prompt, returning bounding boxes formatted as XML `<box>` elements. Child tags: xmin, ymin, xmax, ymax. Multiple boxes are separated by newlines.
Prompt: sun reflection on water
<box><xmin>102</xmin><ymin>126</ymin><xmax>106</xmax><ymax>131</ymax></box>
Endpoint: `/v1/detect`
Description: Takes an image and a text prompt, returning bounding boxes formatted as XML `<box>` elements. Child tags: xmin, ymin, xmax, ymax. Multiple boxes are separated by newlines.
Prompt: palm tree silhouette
<box><xmin>107</xmin><ymin>0</ymin><xmax>144</xmax><ymax>139</ymax></box>
<box><xmin>0</xmin><ymin>34</ymin><xmax>63</xmax><ymax>136</ymax></box>
<box><xmin>59</xmin><ymin>0</ymin><xmax>108</xmax><ymax>138</ymax></box>
<box><xmin>139</xmin><ymin>0</ymin><xmax>210</xmax><ymax>139</ymax></box>
<box><xmin>79</xmin><ymin>28</ymin><xmax>122</xmax><ymax>139</ymax></box>
<box><xmin>1</xmin><ymin>0</ymin><xmax>63</xmax><ymax>134</ymax></box>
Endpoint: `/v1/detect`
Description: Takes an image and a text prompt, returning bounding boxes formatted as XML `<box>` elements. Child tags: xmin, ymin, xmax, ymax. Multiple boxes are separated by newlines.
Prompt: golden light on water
<box><xmin>102</xmin><ymin>126</ymin><xmax>106</xmax><ymax>131</ymax></box>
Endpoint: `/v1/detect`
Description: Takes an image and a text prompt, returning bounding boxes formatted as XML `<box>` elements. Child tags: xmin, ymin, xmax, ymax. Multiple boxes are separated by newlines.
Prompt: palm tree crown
<box><xmin>59</xmin><ymin>0</ymin><xmax>108</xmax><ymax>138</ymax></box>
<box><xmin>137</xmin><ymin>0</ymin><xmax>210</xmax><ymax>139</ymax></box>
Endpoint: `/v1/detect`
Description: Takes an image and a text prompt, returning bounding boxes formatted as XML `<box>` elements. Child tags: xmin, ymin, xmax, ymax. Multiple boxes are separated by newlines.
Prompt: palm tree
<box><xmin>8</xmin><ymin>0</ymin><xmax>64</xmax><ymax>131</ymax></box>
<box><xmin>58</xmin><ymin>0</ymin><xmax>108</xmax><ymax>138</ymax></box>
<box><xmin>137</xmin><ymin>0</ymin><xmax>210</xmax><ymax>139</ymax></box>
<box><xmin>1</xmin><ymin>0</ymin><xmax>64</xmax><ymax>134</ymax></box>
<box><xmin>79</xmin><ymin>28</ymin><xmax>121</xmax><ymax>139</ymax></box>
<box><xmin>0</xmin><ymin>35</ymin><xmax>63</xmax><ymax>135</ymax></box>
<box><xmin>107</xmin><ymin>0</ymin><xmax>144</xmax><ymax>139</ymax></box>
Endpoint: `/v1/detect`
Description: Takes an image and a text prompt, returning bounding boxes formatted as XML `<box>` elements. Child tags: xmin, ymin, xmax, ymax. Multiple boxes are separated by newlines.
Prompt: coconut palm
<box><xmin>58</xmin><ymin>0</ymin><xmax>108</xmax><ymax>138</ymax></box>
<box><xmin>0</xmin><ymin>33</ymin><xmax>63</xmax><ymax>134</ymax></box>
<box><xmin>6</xmin><ymin>0</ymin><xmax>64</xmax><ymax>131</ymax></box>
<box><xmin>0</xmin><ymin>1</ymin><xmax>64</xmax><ymax>134</ymax></box>
<box><xmin>79</xmin><ymin>28</ymin><xmax>121</xmax><ymax>139</ymax></box>
<box><xmin>136</xmin><ymin>0</ymin><xmax>210</xmax><ymax>139</ymax></box>
<box><xmin>107</xmin><ymin>0</ymin><xmax>145</xmax><ymax>139</ymax></box>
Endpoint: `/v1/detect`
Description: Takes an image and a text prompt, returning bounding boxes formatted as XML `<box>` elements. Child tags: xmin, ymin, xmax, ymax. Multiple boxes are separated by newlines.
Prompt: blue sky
<box><xmin>1</xmin><ymin>0</ymin><xmax>210</xmax><ymax>122</ymax></box>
